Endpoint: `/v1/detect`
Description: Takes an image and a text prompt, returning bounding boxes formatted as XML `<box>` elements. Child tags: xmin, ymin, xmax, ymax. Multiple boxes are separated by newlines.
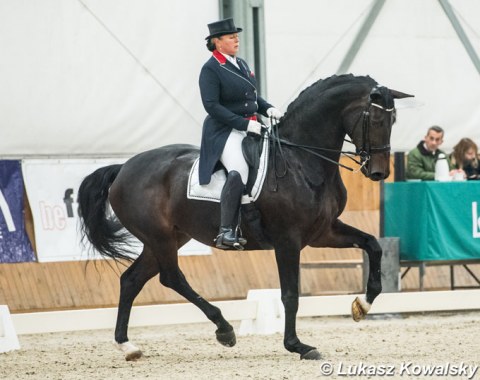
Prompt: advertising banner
<box><xmin>385</xmin><ymin>181</ymin><xmax>480</xmax><ymax>261</ymax></box>
<box><xmin>0</xmin><ymin>160</ymin><xmax>36</xmax><ymax>263</ymax></box>
<box><xmin>22</xmin><ymin>159</ymin><xmax>210</xmax><ymax>262</ymax></box>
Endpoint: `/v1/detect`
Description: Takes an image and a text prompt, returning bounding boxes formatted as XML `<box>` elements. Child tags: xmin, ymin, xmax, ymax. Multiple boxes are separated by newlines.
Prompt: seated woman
<box><xmin>449</xmin><ymin>138</ymin><xmax>480</xmax><ymax>180</ymax></box>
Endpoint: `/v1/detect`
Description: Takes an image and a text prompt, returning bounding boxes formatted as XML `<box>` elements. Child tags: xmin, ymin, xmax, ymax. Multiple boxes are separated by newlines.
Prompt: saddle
<box><xmin>187</xmin><ymin>135</ymin><xmax>269</xmax><ymax>204</ymax></box>
<box><xmin>241</xmin><ymin>133</ymin><xmax>264</xmax><ymax>196</ymax></box>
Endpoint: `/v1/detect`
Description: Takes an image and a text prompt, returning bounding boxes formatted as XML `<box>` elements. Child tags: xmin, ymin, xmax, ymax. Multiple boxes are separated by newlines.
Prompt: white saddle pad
<box><xmin>187</xmin><ymin>136</ymin><xmax>269</xmax><ymax>204</ymax></box>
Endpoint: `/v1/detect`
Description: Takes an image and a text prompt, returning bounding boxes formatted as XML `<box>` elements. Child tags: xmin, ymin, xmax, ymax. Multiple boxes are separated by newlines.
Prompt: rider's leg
<box><xmin>216</xmin><ymin>130</ymin><xmax>248</xmax><ymax>250</ymax></box>
<box><xmin>220</xmin><ymin>130</ymin><xmax>249</xmax><ymax>184</ymax></box>
<box><xmin>215</xmin><ymin>170</ymin><xmax>245</xmax><ymax>249</ymax></box>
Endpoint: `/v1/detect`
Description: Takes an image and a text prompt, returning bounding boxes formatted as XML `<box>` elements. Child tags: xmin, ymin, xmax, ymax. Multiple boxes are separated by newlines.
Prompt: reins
<box><xmin>268</xmin><ymin>121</ymin><xmax>363</xmax><ymax>172</ymax></box>
<box><xmin>265</xmin><ymin>99</ymin><xmax>394</xmax><ymax>189</ymax></box>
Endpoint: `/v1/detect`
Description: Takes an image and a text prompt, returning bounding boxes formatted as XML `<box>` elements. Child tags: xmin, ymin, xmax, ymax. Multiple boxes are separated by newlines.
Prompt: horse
<box><xmin>78</xmin><ymin>74</ymin><xmax>412</xmax><ymax>361</ymax></box>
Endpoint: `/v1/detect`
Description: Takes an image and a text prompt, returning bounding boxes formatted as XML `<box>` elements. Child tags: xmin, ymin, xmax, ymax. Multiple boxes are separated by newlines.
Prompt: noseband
<box><xmin>347</xmin><ymin>100</ymin><xmax>394</xmax><ymax>165</ymax></box>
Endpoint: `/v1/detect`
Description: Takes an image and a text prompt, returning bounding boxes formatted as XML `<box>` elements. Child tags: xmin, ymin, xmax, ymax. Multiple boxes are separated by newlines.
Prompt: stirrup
<box><xmin>214</xmin><ymin>228</ymin><xmax>246</xmax><ymax>251</ymax></box>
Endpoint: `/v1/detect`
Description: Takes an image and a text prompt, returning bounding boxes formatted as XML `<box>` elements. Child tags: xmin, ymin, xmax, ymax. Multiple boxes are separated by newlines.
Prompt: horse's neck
<box><xmin>274</xmin><ymin>118</ymin><xmax>345</xmax><ymax>185</ymax></box>
<box><xmin>278</xmin><ymin>114</ymin><xmax>346</xmax><ymax>152</ymax></box>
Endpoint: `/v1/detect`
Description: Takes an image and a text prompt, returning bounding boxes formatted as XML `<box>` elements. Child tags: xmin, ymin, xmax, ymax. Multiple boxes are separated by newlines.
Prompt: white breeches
<box><xmin>220</xmin><ymin>129</ymin><xmax>249</xmax><ymax>185</ymax></box>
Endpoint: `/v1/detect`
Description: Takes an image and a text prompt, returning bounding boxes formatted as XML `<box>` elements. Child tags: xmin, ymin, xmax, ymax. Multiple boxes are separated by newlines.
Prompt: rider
<box><xmin>198</xmin><ymin>18</ymin><xmax>282</xmax><ymax>250</ymax></box>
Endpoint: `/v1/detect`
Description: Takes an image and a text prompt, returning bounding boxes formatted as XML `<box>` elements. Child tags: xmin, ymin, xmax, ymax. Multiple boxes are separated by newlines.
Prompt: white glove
<box><xmin>267</xmin><ymin>107</ymin><xmax>283</xmax><ymax>120</ymax></box>
<box><xmin>247</xmin><ymin>120</ymin><xmax>263</xmax><ymax>135</ymax></box>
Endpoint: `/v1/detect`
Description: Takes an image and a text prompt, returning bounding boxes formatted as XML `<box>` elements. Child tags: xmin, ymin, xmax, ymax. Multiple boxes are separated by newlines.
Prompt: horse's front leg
<box><xmin>274</xmin><ymin>242</ymin><xmax>321</xmax><ymax>360</ymax></box>
<box><xmin>350</xmin><ymin>233</ymin><xmax>382</xmax><ymax>322</ymax></box>
<box><xmin>311</xmin><ymin>219</ymin><xmax>382</xmax><ymax>322</ymax></box>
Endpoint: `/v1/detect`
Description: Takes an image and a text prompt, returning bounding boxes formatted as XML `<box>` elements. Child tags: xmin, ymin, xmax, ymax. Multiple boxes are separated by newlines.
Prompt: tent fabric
<box><xmin>0</xmin><ymin>0</ymin><xmax>218</xmax><ymax>155</ymax></box>
<box><xmin>1</xmin><ymin>0</ymin><xmax>479</xmax><ymax>156</ymax></box>
<box><xmin>264</xmin><ymin>0</ymin><xmax>480</xmax><ymax>152</ymax></box>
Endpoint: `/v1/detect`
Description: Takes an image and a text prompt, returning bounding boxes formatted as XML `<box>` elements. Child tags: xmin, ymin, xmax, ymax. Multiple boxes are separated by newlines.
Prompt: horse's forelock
<box><xmin>374</xmin><ymin>85</ymin><xmax>395</xmax><ymax>109</ymax></box>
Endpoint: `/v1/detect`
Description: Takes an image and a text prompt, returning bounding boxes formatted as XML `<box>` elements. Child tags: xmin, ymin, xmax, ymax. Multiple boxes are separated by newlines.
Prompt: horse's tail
<box><xmin>78</xmin><ymin>164</ymin><xmax>134</xmax><ymax>262</ymax></box>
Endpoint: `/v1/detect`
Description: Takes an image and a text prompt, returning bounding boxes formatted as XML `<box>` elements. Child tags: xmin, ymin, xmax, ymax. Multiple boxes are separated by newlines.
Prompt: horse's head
<box><xmin>346</xmin><ymin>85</ymin><xmax>413</xmax><ymax>181</ymax></box>
<box><xmin>279</xmin><ymin>75</ymin><xmax>413</xmax><ymax>181</ymax></box>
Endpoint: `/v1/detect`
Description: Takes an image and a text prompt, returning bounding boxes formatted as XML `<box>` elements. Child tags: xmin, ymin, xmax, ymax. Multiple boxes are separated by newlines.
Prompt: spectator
<box><xmin>406</xmin><ymin>126</ymin><xmax>451</xmax><ymax>180</ymax></box>
<box><xmin>450</xmin><ymin>138</ymin><xmax>480</xmax><ymax>180</ymax></box>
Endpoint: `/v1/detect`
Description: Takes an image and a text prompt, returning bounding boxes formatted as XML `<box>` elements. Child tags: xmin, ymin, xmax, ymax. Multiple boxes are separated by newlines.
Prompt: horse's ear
<box><xmin>390</xmin><ymin>89</ymin><xmax>414</xmax><ymax>99</ymax></box>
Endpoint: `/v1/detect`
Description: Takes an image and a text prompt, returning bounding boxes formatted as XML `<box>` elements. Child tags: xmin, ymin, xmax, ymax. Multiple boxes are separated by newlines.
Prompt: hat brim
<box><xmin>205</xmin><ymin>27</ymin><xmax>243</xmax><ymax>40</ymax></box>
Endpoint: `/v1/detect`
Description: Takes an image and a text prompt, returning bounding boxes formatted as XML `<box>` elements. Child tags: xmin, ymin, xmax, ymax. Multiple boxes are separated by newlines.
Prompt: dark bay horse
<box><xmin>78</xmin><ymin>74</ymin><xmax>412</xmax><ymax>361</ymax></box>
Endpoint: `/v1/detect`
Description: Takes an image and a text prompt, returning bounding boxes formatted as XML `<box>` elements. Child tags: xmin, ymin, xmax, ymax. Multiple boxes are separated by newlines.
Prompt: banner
<box><xmin>22</xmin><ymin>159</ymin><xmax>210</xmax><ymax>262</ymax></box>
<box><xmin>385</xmin><ymin>181</ymin><xmax>480</xmax><ymax>261</ymax></box>
<box><xmin>0</xmin><ymin>160</ymin><xmax>35</xmax><ymax>263</ymax></box>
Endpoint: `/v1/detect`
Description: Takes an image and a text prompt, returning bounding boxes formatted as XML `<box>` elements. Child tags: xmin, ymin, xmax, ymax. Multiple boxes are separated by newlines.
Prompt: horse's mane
<box><xmin>283</xmin><ymin>74</ymin><xmax>378</xmax><ymax>119</ymax></box>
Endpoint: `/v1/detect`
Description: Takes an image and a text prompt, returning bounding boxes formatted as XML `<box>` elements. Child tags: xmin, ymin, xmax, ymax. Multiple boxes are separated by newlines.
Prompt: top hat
<box><xmin>205</xmin><ymin>18</ymin><xmax>242</xmax><ymax>40</ymax></box>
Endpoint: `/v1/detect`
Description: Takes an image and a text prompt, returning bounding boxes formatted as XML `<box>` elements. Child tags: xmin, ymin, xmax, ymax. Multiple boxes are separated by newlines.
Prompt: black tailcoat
<box><xmin>198</xmin><ymin>50</ymin><xmax>272</xmax><ymax>185</ymax></box>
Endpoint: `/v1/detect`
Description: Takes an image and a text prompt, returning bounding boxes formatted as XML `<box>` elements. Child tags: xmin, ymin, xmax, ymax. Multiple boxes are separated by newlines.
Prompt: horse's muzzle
<box><xmin>368</xmin><ymin>171</ymin><xmax>389</xmax><ymax>181</ymax></box>
<box><xmin>362</xmin><ymin>153</ymin><xmax>390</xmax><ymax>181</ymax></box>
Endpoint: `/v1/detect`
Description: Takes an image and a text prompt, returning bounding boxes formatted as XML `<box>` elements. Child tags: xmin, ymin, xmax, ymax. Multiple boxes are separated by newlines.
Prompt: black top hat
<box><xmin>205</xmin><ymin>18</ymin><xmax>242</xmax><ymax>40</ymax></box>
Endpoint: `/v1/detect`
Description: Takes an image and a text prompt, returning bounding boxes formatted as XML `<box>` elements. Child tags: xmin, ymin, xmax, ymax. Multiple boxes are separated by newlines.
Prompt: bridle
<box><xmin>266</xmin><ymin>93</ymin><xmax>394</xmax><ymax>190</ymax></box>
<box><xmin>344</xmin><ymin>99</ymin><xmax>394</xmax><ymax>165</ymax></box>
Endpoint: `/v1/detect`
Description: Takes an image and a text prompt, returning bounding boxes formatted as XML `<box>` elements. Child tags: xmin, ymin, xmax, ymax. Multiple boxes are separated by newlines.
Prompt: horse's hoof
<box><xmin>351</xmin><ymin>296</ymin><xmax>371</xmax><ymax>322</ymax></box>
<box><xmin>114</xmin><ymin>341</ymin><xmax>143</xmax><ymax>361</ymax></box>
<box><xmin>125</xmin><ymin>349</ymin><xmax>143</xmax><ymax>361</ymax></box>
<box><xmin>215</xmin><ymin>329</ymin><xmax>236</xmax><ymax>347</ymax></box>
<box><xmin>300</xmin><ymin>348</ymin><xmax>322</xmax><ymax>360</ymax></box>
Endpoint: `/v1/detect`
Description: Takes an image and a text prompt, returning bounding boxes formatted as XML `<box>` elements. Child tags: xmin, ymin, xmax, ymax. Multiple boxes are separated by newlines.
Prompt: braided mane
<box><xmin>283</xmin><ymin>74</ymin><xmax>377</xmax><ymax>120</ymax></box>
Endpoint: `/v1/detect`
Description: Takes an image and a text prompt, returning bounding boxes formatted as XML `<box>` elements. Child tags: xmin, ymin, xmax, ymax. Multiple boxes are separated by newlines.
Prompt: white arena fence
<box><xmin>2</xmin><ymin>289</ymin><xmax>480</xmax><ymax>353</ymax></box>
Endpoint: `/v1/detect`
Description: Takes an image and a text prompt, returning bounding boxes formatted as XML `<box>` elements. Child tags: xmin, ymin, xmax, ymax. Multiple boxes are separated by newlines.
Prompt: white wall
<box><xmin>1</xmin><ymin>0</ymin><xmax>479</xmax><ymax>155</ymax></box>
<box><xmin>264</xmin><ymin>0</ymin><xmax>480</xmax><ymax>152</ymax></box>
<box><xmin>0</xmin><ymin>0</ymin><xmax>218</xmax><ymax>156</ymax></box>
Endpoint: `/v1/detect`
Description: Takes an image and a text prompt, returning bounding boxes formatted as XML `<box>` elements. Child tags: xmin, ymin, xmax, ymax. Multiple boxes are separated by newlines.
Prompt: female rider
<box><xmin>198</xmin><ymin>18</ymin><xmax>282</xmax><ymax>250</ymax></box>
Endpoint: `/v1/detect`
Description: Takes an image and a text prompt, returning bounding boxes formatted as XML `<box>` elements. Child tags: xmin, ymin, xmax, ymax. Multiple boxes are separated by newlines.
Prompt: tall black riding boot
<box><xmin>215</xmin><ymin>170</ymin><xmax>247</xmax><ymax>250</ymax></box>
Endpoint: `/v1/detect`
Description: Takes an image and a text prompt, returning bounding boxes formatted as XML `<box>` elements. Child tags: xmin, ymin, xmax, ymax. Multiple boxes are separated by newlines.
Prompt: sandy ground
<box><xmin>1</xmin><ymin>311</ymin><xmax>480</xmax><ymax>380</ymax></box>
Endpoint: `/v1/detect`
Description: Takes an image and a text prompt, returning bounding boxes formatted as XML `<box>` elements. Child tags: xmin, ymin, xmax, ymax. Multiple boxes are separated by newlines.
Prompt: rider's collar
<box><xmin>213</xmin><ymin>50</ymin><xmax>227</xmax><ymax>65</ymax></box>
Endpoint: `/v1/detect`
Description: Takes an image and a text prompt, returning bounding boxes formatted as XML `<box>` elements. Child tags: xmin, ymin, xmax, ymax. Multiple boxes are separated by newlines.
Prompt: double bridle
<box><xmin>266</xmin><ymin>98</ymin><xmax>394</xmax><ymax>188</ymax></box>
<box><xmin>344</xmin><ymin>100</ymin><xmax>394</xmax><ymax>164</ymax></box>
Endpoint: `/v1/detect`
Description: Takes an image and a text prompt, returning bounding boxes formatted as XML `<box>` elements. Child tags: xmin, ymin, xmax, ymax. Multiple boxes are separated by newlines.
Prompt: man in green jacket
<box><xmin>406</xmin><ymin>126</ymin><xmax>450</xmax><ymax>180</ymax></box>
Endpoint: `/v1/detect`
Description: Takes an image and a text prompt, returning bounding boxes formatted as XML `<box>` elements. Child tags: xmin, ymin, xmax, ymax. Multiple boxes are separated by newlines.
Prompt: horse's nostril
<box><xmin>370</xmin><ymin>172</ymin><xmax>385</xmax><ymax>181</ymax></box>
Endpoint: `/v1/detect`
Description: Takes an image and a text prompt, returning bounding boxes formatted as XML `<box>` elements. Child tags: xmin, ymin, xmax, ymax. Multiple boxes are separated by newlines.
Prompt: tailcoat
<box><xmin>198</xmin><ymin>50</ymin><xmax>272</xmax><ymax>185</ymax></box>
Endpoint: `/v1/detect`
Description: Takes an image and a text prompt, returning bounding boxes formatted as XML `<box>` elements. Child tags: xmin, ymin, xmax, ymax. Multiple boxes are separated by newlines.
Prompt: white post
<box><xmin>0</xmin><ymin>305</ymin><xmax>20</xmax><ymax>353</ymax></box>
<box><xmin>238</xmin><ymin>289</ymin><xmax>284</xmax><ymax>335</ymax></box>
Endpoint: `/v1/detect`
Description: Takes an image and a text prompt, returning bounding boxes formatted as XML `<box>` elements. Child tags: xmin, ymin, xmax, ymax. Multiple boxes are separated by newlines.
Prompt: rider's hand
<box><xmin>267</xmin><ymin>107</ymin><xmax>283</xmax><ymax>120</ymax></box>
<box><xmin>247</xmin><ymin>120</ymin><xmax>263</xmax><ymax>135</ymax></box>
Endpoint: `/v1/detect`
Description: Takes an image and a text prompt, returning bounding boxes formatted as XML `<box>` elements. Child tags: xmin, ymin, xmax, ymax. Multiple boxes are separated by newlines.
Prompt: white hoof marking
<box><xmin>358</xmin><ymin>296</ymin><xmax>371</xmax><ymax>313</ymax></box>
<box><xmin>114</xmin><ymin>341</ymin><xmax>142</xmax><ymax>360</ymax></box>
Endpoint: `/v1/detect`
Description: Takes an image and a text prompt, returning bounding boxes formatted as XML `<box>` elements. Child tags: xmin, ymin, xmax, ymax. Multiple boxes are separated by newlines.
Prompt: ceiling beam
<box><xmin>438</xmin><ymin>0</ymin><xmax>480</xmax><ymax>76</ymax></box>
<box><xmin>336</xmin><ymin>0</ymin><xmax>386</xmax><ymax>74</ymax></box>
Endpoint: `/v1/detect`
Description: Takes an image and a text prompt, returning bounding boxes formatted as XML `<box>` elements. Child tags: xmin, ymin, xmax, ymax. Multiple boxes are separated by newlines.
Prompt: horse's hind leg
<box><xmin>156</xmin><ymin>240</ymin><xmax>236</xmax><ymax>347</ymax></box>
<box><xmin>114</xmin><ymin>251</ymin><xmax>159</xmax><ymax>361</ymax></box>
